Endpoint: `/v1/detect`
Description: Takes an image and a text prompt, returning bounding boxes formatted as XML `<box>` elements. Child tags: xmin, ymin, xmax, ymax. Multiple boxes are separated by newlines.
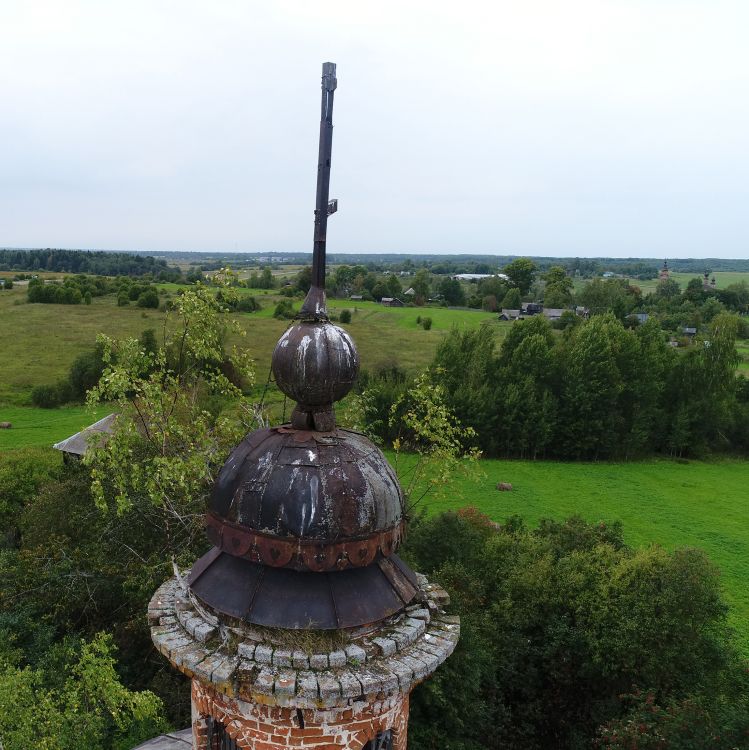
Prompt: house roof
<box><xmin>542</xmin><ymin>308</ymin><xmax>565</xmax><ymax>318</ymax></box>
<box><xmin>683</xmin><ymin>326</ymin><xmax>697</xmax><ymax>334</ymax></box>
<box><xmin>53</xmin><ymin>413</ymin><xmax>118</xmax><ymax>456</ymax></box>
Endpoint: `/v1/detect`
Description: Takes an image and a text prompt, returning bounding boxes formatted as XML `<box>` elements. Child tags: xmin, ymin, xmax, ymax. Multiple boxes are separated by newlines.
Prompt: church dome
<box><xmin>205</xmin><ymin>425</ymin><xmax>405</xmax><ymax>572</ymax></box>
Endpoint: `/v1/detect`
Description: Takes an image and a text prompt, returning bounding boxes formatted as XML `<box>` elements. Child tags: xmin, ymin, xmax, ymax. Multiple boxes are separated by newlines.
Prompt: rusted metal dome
<box><xmin>205</xmin><ymin>426</ymin><xmax>405</xmax><ymax>571</ymax></box>
<box><xmin>272</xmin><ymin>322</ymin><xmax>359</xmax><ymax>409</ymax></box>
<box><xmin>188</xmin><ymin>62</ymin><xmax>420</xmax><ymax>630</ymax></box>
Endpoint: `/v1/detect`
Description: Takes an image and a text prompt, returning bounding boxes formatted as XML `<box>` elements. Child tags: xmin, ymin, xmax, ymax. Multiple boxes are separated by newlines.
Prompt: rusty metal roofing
<box><xmin>189</xmin><ymin>549</ymin><xmax>418</xmax><ymax>630</ymax></box>
<box><xmin>209</xmin><ymin>427</ymin><xmax>403</xmax><ymax>550</ymax></box>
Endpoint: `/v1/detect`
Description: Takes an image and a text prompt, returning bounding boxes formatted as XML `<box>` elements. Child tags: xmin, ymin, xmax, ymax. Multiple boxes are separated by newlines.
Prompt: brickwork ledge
<box><xmin>148</xmin><ymin>572</ymin><xmax>459</xmax><ymax>709</ymax></box>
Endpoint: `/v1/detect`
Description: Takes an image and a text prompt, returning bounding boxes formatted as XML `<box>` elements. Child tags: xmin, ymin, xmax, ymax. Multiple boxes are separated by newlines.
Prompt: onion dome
<box><xmin>188</xmin><ymin>311</ymin><xmax>419</xmax><ymax>629</ymax></box>
<box><xmin>188</xmin><ymin>63</ymin><xmax>418</xmax><ymax>629</ymax></box>
<box><xmin>205</xmin><ymin>427</ymin><xmax>404</xmax><ymax>570</ymax></box>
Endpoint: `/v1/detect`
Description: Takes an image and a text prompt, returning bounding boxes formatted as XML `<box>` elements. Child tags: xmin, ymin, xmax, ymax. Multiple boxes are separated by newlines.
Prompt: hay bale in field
<box><xmin>0</xmin><ymin>422</ymin><xmax>12</xmax><ymax>429</ymax></box>
<box><xmin>496</xmin><ymin>482</ymin><xmax>513</xmax><ymax>491</ymax></box>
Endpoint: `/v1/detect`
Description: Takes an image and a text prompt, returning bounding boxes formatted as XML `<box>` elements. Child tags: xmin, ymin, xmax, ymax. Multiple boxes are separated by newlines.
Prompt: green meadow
<box><xmin>623</xmin><ymin>271</ymin><xmax>748</xmax><ymax>295</ymax></box>
<box><xmin>0</xmin><ymin>284</ymin><xmax>508</xmax><ymax>405</ymax></box>
<box><xmin>0</xmin><ymin>404</ymin><xmax>111</xmax><ymax>450</ymax></box>
<box><xmin>416</xmin><ymin>457</ymin><xmax>749</xmax><ymax>653</ymax></box>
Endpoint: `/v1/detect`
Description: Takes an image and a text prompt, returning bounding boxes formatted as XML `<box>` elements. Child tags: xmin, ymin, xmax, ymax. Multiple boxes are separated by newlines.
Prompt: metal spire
<box><xmin>300</xmin><ymin>62</ymin><xmax>338</xmax><ymax>319</ymax></box>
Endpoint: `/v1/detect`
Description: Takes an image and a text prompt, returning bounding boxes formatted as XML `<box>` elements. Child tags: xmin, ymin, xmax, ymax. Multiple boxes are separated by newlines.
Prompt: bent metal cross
<box><xmin>147</xmin><ymin>63</ymin><xmax>459</xmax><ymax>750</ymax></box>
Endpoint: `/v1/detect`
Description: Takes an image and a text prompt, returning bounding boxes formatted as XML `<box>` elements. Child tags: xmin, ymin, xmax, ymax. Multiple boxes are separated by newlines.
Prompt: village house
<box><xmin>521</xmin><ymin>302</ymin><xmax>543</xmax><ymax>315</ymax></box>
<box><xmin>381</xmin><ymin>296</ymin><xmax>404</xmax><ymax>307</ymax></box>
<box><xmin>542</xmin><ymin>307</ymin><xmax>565</xmax><ymax>321</ymax></box>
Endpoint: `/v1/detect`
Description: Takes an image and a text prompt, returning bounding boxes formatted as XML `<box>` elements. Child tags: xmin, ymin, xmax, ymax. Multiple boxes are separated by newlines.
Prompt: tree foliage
<box><xmin>0</xmin><ymin>633</ymin><xmax>167</xmax><ymax>750</ymax></box>
<box><xmin>421</xmin><ymin>313</ymin><xmax>745</xmax><ymax>459</ymax></box>
<box><xmin>503</xmin><ymin>258</ymin><xmax>537</xmax><ymax>295</ymax></box>
<box><xmin>85</xmin><ymin>285</ymin><xmax>254</xmax><ymax>562</ymax></box>
<box><xmin>404</xmin><ymin>510</ymin><xmax>747</xmax><ymax>750</ymax></box>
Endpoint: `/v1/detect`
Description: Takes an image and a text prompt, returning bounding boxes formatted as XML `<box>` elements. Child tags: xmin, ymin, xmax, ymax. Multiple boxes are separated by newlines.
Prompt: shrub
<box><xmin>137</xmin><ymin>290</ymin><xmax>159</xmax><ymax>309</ymax></box>
<box><xmin>54</xmin><ymin>378</ymin><xmax>74</xmax><ymax>405</ymax></box>
<box><xmin>0</xmin><ymin>446</ymin><xmax>59</xmax><ymax>539</ymax></box>
<box><xmin>553</xmin><ymin>309</ymin><xmax>579</xmax><ymax>330</ymax></box>
<box><xmin>2</xmin><ymin>279</ymin><xmax>13</xmax><ymax>290</ymax></box>
<box><xmin>117</xmin><ymin>291</ymin><xmax>129</xmax><ymax>306</ymax></box>
<box><xmin>339</xmin><ymin>309</ymin><xmax>352</xmax><ymax>324</ymax></box>
<box><xmin>30</xmin><ymin>384</ymin><xmax>64</xmax><ymax>408</ymax></box>
<box><xmin>69</xmin><ymin>346</ymin><xmax>106</xmax><ymax>399</ymax></box>
<box><xmin>500</xmin><ymin>287</ymin><xmax>522</xmax><ymax>309</ymax></box>
<box><xmin>596</xmin><ymin>691</ymin><xmax>749</xmax><ymax>749</ymax></box>
<box><xmin>236</xmin><ymin>296</ymin><xmax>260</xmax><ymax>313</ymax></box>
<box><xmin>421</xmin><ymin>317</ymin><xmax>433</xmax><ymax>330</ymax></box>
<box><xmin>0</xmin><ymin>633</ymin><xmax>168</xmax><ymax>749</ymax></box>
<box><xmin>273</xmin><ymin>300</ymin><xmax>296</xmax><ymax>319</ymax></box>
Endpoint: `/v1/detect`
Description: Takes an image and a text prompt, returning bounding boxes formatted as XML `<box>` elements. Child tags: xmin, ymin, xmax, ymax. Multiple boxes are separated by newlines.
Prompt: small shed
<box><xmin>683</xmin><ymin>326</ymin><xmax>697</xmax><ymax>337</ymax></box>
<box><xmin>633</xmin><ymin>312</ymin><xmax>649</xmax><ymax>324</ymax></box>
<box><xmin>404</xmin><ymin>288</ymin><xmax>416</xmax><ymax>296</ymax></box>
<box><xmin>53</xmin><ymin>413</ymin><xmax>118</xmax><ymax>461</ymax></box>
<box><xmin>349</xmin><ymin>294</ymin><xmax>363</xmax><ymax>301</ymax></box>
<box><xmin>499</xmin><ymin>309</ymin><xmax>521</xmax><ymax>321</ymax></box>
<box><xmin>381</xmin><ymin>297</ymin><xmax>404</xmax><ymax>307</ymax></box>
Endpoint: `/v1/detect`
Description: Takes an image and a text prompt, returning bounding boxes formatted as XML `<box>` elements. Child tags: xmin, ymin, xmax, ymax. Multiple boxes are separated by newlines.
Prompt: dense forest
<box><xmin>359</xmin><ymin>312</ymin><xmax>749</xmax><ymax>459</ymax></box>
<box><xmin>0</xmin><ymin>249</ymin><xmax>183</xmax><ymax>280</ymax></box>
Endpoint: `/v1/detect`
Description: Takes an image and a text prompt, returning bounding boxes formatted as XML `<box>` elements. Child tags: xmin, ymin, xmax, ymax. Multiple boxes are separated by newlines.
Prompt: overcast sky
<box><xmin>1</xmin><ymin>1</ymin><xmax>748</xmax><ymax>258</ymax></box>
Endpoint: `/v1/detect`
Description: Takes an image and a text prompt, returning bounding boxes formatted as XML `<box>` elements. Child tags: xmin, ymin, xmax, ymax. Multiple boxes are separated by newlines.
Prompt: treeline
<box><xmin>0</xmin><ymin>249</ymin><xmax>183</xmax><ymax>279</ymax></box>
<box><xmin>309</xmin><ymin>260</ymin><xmax>534</xmax><ymax>306</ymax></box>
<box><xmin>360</xmin><ymin>313</ymin><xmax>749</xmax><ymax>459</ymax></box>
<box><xmin>577</xmin><ymin>275</ymin><xmax>749</xmax><ymax>325</ymax></box>
<box><xmin>153</xmin><ymin>248</ymin><xmax>749</xmax><ymax>275</ymax></box>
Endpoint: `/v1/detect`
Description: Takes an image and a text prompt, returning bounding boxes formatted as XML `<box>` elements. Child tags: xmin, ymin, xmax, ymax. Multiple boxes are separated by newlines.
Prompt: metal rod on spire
<box><xmin>301</xmin><ymin>62</ymin><xmax>337</xmax><ymax>319</ymax></box>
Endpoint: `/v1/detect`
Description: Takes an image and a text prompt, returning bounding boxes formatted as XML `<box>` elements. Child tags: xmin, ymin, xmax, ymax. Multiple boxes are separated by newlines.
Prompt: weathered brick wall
<box><xmin>192</xmin><ymin>679</ymin><xmax>409</xmax><ymax>750</ymax></box>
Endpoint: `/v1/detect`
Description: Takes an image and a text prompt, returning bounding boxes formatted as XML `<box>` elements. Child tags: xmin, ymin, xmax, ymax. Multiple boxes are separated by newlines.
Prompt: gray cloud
<box><xmin>1</xmin><ymin>0</ymin><xmax>748</xmax><ymax>257</ymax></box>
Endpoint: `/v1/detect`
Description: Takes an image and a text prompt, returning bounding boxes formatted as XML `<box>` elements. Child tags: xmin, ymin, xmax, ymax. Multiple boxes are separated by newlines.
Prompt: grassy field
<box><xmin>624</xmin><ymin>271</ymin><xmax>749</xmax><ymax>295</ymax></box>
<box><xmin>0</xmin><ymin>284</ymin><xmax>508</xmax><ymax>405</ymax></box>
<box><xmin>0</xmin><ymin>404</ymin><xmax>111</xmax><ymax>450</ymax></box>
<box><xmin>570</xmin><ymin>270</ymin><xmax>749</xmax><ymax>296</ymax></box>
<box><xmin>417</xmin><ymin>457</ymin><xmax>749</xmax><ymax>652</ymax></box>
